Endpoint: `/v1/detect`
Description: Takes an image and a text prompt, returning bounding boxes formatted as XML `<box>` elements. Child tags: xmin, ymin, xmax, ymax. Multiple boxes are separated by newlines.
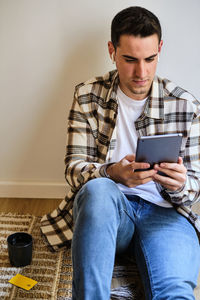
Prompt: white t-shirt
<box><xmin>110</xmin><ymin>86</ymin><xmax>172</xmax><ymax>208</ymax></box>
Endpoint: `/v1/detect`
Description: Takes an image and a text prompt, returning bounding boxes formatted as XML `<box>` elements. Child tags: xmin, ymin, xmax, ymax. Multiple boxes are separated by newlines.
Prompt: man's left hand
<box><xmin>153</xmin><ymin>157</ymin><xmax>187</xmax><ymax>191</ymax></box>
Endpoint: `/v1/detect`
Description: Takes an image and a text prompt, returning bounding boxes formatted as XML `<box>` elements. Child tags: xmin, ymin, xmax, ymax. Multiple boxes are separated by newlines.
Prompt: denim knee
<box><xmin>73</xmin><ymin>178</ymin><xmax>124</xmax><ymax>222</ymax></box>
<box><xmin>81</xmin><ymin>177</ymin><xmax>118</xmax><ymax>194</ymax></box>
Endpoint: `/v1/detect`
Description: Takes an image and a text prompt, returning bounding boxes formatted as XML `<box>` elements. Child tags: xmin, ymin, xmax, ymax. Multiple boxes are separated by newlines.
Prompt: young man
<box><xmin>41</xmin><ymin>6</ymin><xmax>200</xmax><ymax>299</ymax></box>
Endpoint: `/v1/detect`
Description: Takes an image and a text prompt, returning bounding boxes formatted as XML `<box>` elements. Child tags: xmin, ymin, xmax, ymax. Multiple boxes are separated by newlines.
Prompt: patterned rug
<box><xmin>0</xmin><ymin>213</ymin><xmax>144</xmax><ymax>299</ymax></box>
<box><xmin>1</xmin><ymin>213</ymin><xmax>199</xmax><ymax>299</ymax></box>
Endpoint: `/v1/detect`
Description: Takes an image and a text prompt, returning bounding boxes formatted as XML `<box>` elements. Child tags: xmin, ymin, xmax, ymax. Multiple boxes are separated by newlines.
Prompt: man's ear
<box><xmin>158</xmin><ymin>40</ymin><xmax>163</xmax><ymax>53</ymax></box>
<box><xmin>108</xmin><ymin>41</ymin><xmax>115</xmax><ymax>62</ymax></box>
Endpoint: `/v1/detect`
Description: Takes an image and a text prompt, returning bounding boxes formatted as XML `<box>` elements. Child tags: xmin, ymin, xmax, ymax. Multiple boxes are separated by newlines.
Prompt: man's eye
<box><xmin>125</xmin><ymin>59</ymin><xmax>136</xmax><ymax>63</ymax></box>
<box><xmin>145</xmin><ymin>58</ymin><xmax>155</xmax><ymax>62</ymax></box>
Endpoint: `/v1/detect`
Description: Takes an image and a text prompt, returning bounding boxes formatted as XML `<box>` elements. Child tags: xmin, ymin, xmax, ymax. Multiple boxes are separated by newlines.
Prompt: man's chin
<box><xmin>129</xmin><ymin>87</ymin><xmax>149</xmax><ymax>98</ymax></box>
<box><xmin>119</xmin><ymin>83</ymin><xmax>150</xmax><ymax>99</ymax></box>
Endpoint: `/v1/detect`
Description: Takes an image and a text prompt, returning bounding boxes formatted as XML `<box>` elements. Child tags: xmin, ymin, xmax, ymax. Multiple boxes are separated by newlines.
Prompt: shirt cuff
<box><xmin>99</xmin><ymin>163</ymin><xmax>115</xmax><ymax>178</ymax></box>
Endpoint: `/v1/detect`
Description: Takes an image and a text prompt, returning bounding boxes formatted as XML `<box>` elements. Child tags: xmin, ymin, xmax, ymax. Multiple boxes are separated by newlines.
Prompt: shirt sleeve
<box><xmin>64</xmin><ymin>89</ymin><xmax>107</xmax><ymax>192</ymax></box>
<box><xmin>166</xmin><ymin>104</ymin><xmax>200</xmax><ymax>206</ymax></box>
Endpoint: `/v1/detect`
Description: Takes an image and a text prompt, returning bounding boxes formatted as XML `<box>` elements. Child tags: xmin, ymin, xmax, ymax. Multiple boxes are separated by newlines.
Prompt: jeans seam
<box><xmin>123</xmin><ymin>209</ymin><xmax>135</xmax><ymax>222</ymax></box>
<box><xmin>136</xmin><ymin>233</ymin><xmax>156</xmax><ymax>299</ymax></box>
<box><xmin>117</xmin><ymin>208</ymin><xmax>133</xmax><ymax>235</ymax></box>
<box><xmin>116</xmin><ymin>192</ymin><xmax>135</xmax><ymax>233</ymax></box>
<box><xmin>115</xmin><ymin>208</ymin><xmax>135</xmax><ymax>254</ymax></box>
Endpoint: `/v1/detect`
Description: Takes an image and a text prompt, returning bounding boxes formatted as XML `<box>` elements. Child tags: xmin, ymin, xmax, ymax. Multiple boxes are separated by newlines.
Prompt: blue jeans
<box><xmin>72</xmin><ymin>178</ymin><xmax>200</xmax><ymax>300</ymax></box>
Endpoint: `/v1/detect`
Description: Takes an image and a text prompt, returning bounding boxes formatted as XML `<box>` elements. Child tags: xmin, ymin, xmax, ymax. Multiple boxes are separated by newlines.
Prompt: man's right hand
<box><xmin>106</xmin><ymin>154</ymin><xmax>157</xmax><ymax>187</ymax></box>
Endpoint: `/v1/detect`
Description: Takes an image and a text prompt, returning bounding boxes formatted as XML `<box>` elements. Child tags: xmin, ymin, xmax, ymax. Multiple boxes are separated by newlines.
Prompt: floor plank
<box><xmin>0</xmin><ymin>198</ymin><xmax>61</xmax><ymax>216</ymax></box>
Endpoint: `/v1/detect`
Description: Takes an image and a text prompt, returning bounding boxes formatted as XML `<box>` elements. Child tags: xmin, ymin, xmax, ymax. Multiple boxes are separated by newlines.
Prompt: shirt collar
<box><xmin>107</xmin><ymin>71</ymin><xmax>164</xmax><ymax>120</ymax></box>
<box><xmin>144</xmin><ymin>76</ymin><xmax>165</xmax><ymax>120</ymax></box>
<box><xmin>105</xmin><ymin>70</ymin><xmax>119</xmax><ymax>102</ymax></box>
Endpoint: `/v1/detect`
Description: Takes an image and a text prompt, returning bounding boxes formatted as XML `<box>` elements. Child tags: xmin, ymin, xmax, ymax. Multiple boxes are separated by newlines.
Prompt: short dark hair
<box><xmin>111</xmin><ymin>6</ymin><xmax>162</xmax><ymax>49</ymax></box>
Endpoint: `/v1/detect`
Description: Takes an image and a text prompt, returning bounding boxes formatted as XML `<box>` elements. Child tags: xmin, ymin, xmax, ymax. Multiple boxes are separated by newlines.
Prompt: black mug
<box><xmin>7</xmin><ymin>232</ymin><xmax>33</xmax><ymax>267</ymax></box>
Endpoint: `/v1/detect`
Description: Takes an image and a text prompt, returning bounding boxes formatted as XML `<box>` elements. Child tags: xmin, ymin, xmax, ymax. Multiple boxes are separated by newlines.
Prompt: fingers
<box><xmin>131</xmin><ymin>161</ymin><xmax>150</xmax><ymax>171</ymax></box>
<box><xmin>125</xmin><ymin>170</ymin><xmax>157</xmax><ymax>187</ymax></box>
<box><xmin>156</xmin><ymin>162</ymin><xmax>184</xmax><ymax>173</ymax></box>
<box><xmin>121</xmin><ymin>155</ymin><xmax>151</xmax><ymax>171</ymax></box>
<box><xmin>125</xmin><ymin>166</ymin><xmax>158</xmax><ymax>187</ymax></box>
<box><xmin>153</xmin><ymin>157</ymin><xmax>187</xmax><ymax>191</ymax></box>
<box><xmin>178</xmin><ymin>156</ymin><xmax>183</xmax><ymax>164</ymax></box>
<box><xmin>153</xmin><ymin>172</ymin><xmax>184</xmax><ymax>191</ymax></box>
<box><xmin>154</xmin><ymin>162</ymin><xmax>186</xmax><ymax>178</ymax></box>
<box><xmin>134</xmin><ymin>168</ymin><xmax>157</xmax><ymax>180</ymax></box>
<box><xmin>111</xmin><ymin>156</ymin><xmax>158</xmax><ymax>188</ymax></box>
<box><xmin>126</xmin><ymin>176</ymin><xmax>155</xmax><ymax>187</ymax></box>
<box><xmin>118</xmin><ymin>155</ymin><xmax>186</xmax><ymax>191</ymax></box>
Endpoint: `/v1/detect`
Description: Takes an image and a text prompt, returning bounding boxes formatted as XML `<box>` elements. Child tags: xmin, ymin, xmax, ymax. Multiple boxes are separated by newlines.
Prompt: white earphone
<box><xmin>111</xmin><ymin>52</ymin><xmax>115</xmax><ymax>64</ymax></box>
<box><xmin>158</xmin><ymin>54</ymin><xmax>160</xmax><ymax>62</ymax></box>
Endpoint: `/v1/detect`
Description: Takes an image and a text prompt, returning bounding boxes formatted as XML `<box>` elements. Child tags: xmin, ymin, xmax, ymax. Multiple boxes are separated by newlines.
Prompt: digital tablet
<box><xmin>135</xmin><ymin>133</ymin><xmax>183</xmax><ymax>172</ymax></box>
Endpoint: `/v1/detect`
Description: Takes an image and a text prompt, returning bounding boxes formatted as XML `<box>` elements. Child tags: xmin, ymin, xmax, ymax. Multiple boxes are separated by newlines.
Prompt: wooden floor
<box><xmin>1</xmin><ymin>197</ymin><xmax>200</xmax><ymax>216</ymax></box>
<box><xmin>0</xmin><ymin>198</ymin><xmax>62</xmax><ymax>216</ymax></box>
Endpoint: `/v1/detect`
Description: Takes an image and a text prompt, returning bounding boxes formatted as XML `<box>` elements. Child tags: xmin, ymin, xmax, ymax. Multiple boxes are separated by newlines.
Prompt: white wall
<box><xmin>0</xmin><ymin>0</ymin><xmax>200</xmax><ymax>198</ymax></box>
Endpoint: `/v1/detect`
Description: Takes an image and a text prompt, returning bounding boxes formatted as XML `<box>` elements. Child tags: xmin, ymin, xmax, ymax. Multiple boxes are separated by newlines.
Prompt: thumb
<box><xmin>178</xmin><ymin>156</ymin><xmax>183</xmax><ymax>164</ymax></box>
<box><xmin>124</xmin><ymin>154</ymin><xmax>135</xmax><ymax>162</ymax></box>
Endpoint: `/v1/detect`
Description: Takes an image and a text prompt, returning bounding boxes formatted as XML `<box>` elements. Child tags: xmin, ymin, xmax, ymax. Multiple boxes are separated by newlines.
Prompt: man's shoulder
<box><xmin>157</xmin><ymin>76</ymin><xmax>198</xmax><ymax>103</ymax></box>
<box><xmin>75</xmin><ymin>70</ymin><xmax>118</xmax><ymax>96</ymax></box>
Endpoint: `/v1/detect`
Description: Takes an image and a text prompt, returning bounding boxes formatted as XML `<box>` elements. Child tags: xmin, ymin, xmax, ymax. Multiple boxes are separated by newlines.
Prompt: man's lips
<box><xmin>132</xmin><ymin>79</ymin><xmax>148</xmax><ymax>86</ymax></box>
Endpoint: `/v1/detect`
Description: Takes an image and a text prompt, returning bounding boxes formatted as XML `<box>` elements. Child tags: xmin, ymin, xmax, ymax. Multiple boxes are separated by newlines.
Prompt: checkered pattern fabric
<box><xmin>40</xmin><ymin>70</ymin><xmax>200</xmax><ymax>252</ymax></box>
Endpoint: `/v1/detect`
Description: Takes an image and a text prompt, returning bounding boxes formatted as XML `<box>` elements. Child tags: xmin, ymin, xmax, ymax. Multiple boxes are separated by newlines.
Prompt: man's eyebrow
<box><xmin>122</xmin><ymin>54</ymin><xmax>158</xmax><ymax>60</ymax></box>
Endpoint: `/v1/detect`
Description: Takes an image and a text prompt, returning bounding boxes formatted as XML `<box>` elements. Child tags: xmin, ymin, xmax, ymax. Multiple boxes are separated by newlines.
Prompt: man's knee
<box><xmin>74</xmin><ymin>178</ymin><xmax>123</xmax><ymax>220</ymax></box>
<box><xmin>81</xmin><ymin>177</ymin><xmax>118</xmax><ymax>195</ymax></box>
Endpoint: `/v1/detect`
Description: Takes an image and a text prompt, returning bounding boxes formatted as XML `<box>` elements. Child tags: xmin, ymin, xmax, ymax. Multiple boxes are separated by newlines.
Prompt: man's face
<box><xmin>109</xmin><ymin>34</ymin><xmax>163</xmax><ymax>100</ymax></box>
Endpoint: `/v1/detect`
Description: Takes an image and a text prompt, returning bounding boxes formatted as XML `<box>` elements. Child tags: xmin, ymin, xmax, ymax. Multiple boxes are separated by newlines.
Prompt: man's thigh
<box><xmin>132</xmin><ymin>200</ymin><xmax>200</xmax><ymax>299</ymax></box>
<box><xmin>73</xmin><ymin>178</ymin><xmax>136</xmax><ymax>254</ymax></box>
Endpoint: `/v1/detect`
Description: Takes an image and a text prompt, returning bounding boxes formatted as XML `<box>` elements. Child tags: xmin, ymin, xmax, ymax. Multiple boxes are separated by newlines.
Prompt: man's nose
<box><xmin>135</xmin><ymin>61</ymin><xmax>146</xmax><ymax>78</ymax></box>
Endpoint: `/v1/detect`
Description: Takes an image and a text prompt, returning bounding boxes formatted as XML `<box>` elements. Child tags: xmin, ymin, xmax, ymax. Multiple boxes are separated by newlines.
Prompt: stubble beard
<box><xmin>127</xmin><ymin>84</ymin><xmax>149</xmax><ymax>99</ymax></box>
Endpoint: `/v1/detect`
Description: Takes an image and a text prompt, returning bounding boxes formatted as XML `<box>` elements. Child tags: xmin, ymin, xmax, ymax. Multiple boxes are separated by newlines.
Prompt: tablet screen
<box><xmin>135</xmin><ymin>133</ymin><xmax>183</xmax><ymax>171</ymax></box>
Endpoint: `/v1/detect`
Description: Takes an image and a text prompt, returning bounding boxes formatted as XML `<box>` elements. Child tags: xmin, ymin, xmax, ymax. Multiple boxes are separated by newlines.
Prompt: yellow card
<box><xmin>9</xmin><ymin>274</ymin><xmax>37</xmax><ymax>290</ymax></box>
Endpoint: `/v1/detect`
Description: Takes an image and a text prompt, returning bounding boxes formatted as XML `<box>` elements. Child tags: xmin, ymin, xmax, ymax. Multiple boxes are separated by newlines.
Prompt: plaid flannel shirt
<box><xmin>40</xmin><ymin>70</ymin><xmax>200</xmax><ymax>252</ymax></box>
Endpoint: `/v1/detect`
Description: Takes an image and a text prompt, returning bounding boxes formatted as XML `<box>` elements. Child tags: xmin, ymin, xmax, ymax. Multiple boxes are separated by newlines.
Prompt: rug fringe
<box><xmin>111</xmin><ymin>284</ymin><xmax>137</xmax><ymax>300</ymax></box>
